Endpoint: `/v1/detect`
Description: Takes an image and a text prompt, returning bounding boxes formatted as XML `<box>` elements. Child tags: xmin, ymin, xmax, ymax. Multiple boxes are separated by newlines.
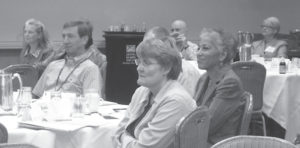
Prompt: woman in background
<box><xmin>112</xmin><ymin>38</ymin><xmax>196</xmax><ymax>148</ymax></box>
<box><xmin>20</xmin><ymin>18</ymin><xmax>55</xmax><ymax>76</ymax></box>
<box><xmin>252</xmin><ymin>17</ymin><xmax>288</xmax><ymax>58</ymax></box>
<box><xmin>194</xmin><ymin>28</ymin><xmax>245</xmax><ymax>146</ymax></box>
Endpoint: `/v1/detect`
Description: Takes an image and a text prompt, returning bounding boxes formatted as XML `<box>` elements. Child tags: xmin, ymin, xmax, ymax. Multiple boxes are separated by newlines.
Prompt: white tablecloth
<box><xmin>262</xmin><ymin>70</ymin><xmax>300</xmax><ymax>142</ymax></box>
<box><xmin>1</xmin><ymin>103</ymin><xmax>126</xmax><ymax>148</ymax></box>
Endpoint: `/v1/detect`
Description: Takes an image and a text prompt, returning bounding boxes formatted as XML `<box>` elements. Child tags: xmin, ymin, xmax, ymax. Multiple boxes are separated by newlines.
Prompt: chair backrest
<box><xmin>0</xmin><ymin>123</ymin><xmax>8</xmax><ymax>143</ymax></box>
<box><xmin>3</xmin><ymin>64</ymin><xmax>39</xmax><ymax>91</ymax></box>
<box><xmin>239</xmin><ymin>92</ymin><xmax>253</xmax><ymax>135</ymax></box>
<box><xmin>231</xmin><ymin>61</ymin><xmax>266</xmax><ymax>111</ymax></box>
<box><xmin>0</xmin><ymin>143</ymin><xmax>38</xmax><ymax>148</ymax></box>
<box><xmin>175</xmin><ymin>106</ymin><xmax>210</xmax><ymax>148</ymax></box>
<box><xmin>99</xmin><ymin>61</ymin><xmax>107</xmax><ymax>99</ymax></box>
<box><xmin>211</xmin><ymin>135</ymin><xmax>297</xmax><ymax>148</ymax></box>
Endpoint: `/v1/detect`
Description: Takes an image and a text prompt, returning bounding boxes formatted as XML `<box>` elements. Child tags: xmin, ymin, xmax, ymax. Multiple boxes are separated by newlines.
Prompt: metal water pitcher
<box><xmin>239</xmin><ymin>32</ymin><xmax>254</xmax><ymax>61</ymax></box>
<box><xmin>244</xmin><ymin>32</ymin><xmax>254</xmax><ymax>44</ymax></box>
<box><xmin>237</xmin><ymin>31</ymin><xmax>245</xmax><ymax>47</ymax></box>
<box><xmin>0</xmin><ymin>70</ymin><xmax>23</xmax><ymax>111</ymax></box>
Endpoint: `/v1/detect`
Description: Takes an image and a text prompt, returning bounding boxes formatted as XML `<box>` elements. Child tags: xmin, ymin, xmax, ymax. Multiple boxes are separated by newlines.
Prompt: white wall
<box><xmin>0</xmin><ymin>0</ymin><xmax>299</xmax><ymax>43</ymax></box>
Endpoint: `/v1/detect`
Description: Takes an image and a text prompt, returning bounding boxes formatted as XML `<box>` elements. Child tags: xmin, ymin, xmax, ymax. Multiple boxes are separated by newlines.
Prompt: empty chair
<box><xmin>175</xmin><ymin>106</ymin><xmax>210</xmax><ymax>148</ymax></box>
<box><xmin>239</xmin><ymin>92</ymin><xmax>253</xmax><ymax>135</ymax></box>
<box><xmin>0</xmin><ymin>143</ymin><xmax>38</xmax><ymax>148</ymax></box>
<box><xmin>0</xmin><ymin>123</ymin><xmax>8</xmax><ymax>143</ymax></box>
<box><xmin>232</xmin><ymin>61</ymin><xmax>267</xmax><ymax>136</ymax></box>
<box><xmin>3</xmin><ymin>64</ymin><xmax>39</xmax><ymax>91</ymax></box>
<box><xmin>211</xmin><ymin>135</ymin><xmax>296</xmax><ymax>148</ymax></box>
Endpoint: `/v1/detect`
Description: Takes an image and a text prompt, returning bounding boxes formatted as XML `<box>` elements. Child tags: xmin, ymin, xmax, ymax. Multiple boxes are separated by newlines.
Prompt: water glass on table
<box><xmin>42</xmin><ymin>91</ymin><xmax>74</xmax><ymax>121</ymax></box>
<box><xmin>269</xmin><ymin>58</ymin><xmax>280</xmax><ymax>72</ymax></box>
<box><xmin>291</xmin><ymin>57</ymin><xmax>300</xmax><ymax>73</ymax></box>
<box><xmin>84</xmin><ymin>90</ymin><xmax>102</xmax><ymax>114</ymax></box>
<box><xmin>72</xmin><ymin>95</ymin><xmax>86</xmax><ymax>118</ymax></box>
<box><xmin>17</xmin><ymin>87</ymin><xmax>32</xmax><ymax>121</ymax></box>
<box><xmin>288</xmin><ymin>58</ymin><xmax>297</xmax><ymax>73</ymax></box>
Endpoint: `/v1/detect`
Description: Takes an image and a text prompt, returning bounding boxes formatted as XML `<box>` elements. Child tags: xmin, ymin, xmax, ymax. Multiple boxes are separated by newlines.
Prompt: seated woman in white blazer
<box><xmin>112</xmin><ymin>38</ymin><xmax>196</xmax><ymax>148</ymax></box>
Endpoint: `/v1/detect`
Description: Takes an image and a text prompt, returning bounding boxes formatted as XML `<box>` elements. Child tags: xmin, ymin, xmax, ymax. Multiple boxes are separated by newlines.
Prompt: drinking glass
<box><xmin>17</xmin><ymin>87</ymin><xmax>32</xmax><ymax>121</ymax></box>
<box><xmin>50</xmin><ymin>91</ymin><xmax>61</xmax><ymax>101</ymax></box>
<box><xmin>289</xmin><ymin>58</ymin><xmax>298</xmax><ymax>73</ymax></box>
<box><xmin>84</xmin><ymin>89</ymin><xmax>101</xmax><ymax>113</ymax></box>
<box><xmin>293</xmin><ymin>57</ymin><xmax>300</xmax><ymax>68</ymax></box>
<box><xmin>270</xmin><ymin>58</ymin><xmax>279</xmax><ymax>73</ymax></box>
<box><xmin>72</xmin><ymin>95</ymin><xmax>85</xmax><ymax>118</ymax></box>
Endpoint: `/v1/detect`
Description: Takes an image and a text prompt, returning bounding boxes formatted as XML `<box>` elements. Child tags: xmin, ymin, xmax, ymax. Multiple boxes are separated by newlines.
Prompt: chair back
<box><xmin>175</xmin><ymin>106</ymin><xmax>210</xmax><ymax>148</ymax></box>
<box><xmin>211</xmin><ymin>135</ymin><xmax>297</xmax><ymax>148</ymax></box>
<box><xmin>239</xmin><ymin>92</ymin><xmax>253</xmax><ymax>135</ymax></box>
<box><xmin>99</xmin><ymin>61</ymin><xmax>107</xmax><ymax>99</ymax></box>
<box><xmin>232</xmin><ymin>61</ymin><xmax>266</xmax><ymax>111</ymax></box>
<box><xmin>0</xmin><ymin>143</ymin><xmax>38</xmax><ymax>148</ymax></box>
<box><xmin>3</xmin><ymin>64</ymin><xmax>39</xmax><ymax>91</ymax></box>
<box><xmin>0</xmin><ymin>123</ymin><xmax>8</xmax><ymax>143</ymax></box>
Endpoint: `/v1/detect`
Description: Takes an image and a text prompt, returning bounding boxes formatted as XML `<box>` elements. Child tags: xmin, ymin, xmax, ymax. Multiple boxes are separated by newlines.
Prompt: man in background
<box><xmin>170</xmin><ymin>20</ymin><xmax>198</xmax><ymax>61</ymax></box>
<box><xmin>33</xmin><ymin>19</ymin><xmax>101</xmax><ymax>98</ymax></box>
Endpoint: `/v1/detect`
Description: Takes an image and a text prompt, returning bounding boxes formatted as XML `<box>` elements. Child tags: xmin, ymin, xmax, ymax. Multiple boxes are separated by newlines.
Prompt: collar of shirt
<box><xmin>24</xmin><ymin>47</ymin><xmax>41</xmax><ymax>58</ymax></box>
<box><xmin>65</xmin><ymin>51</ymin><xmax>90</xmax><ymax>66</ymax></box>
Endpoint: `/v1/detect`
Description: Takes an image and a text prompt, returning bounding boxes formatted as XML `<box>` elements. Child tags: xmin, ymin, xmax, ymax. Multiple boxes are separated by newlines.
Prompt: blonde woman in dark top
<box><xmin>20</xmin><ymin>18</ymin><xmax>55</xmax><ymax>76</ymax></box>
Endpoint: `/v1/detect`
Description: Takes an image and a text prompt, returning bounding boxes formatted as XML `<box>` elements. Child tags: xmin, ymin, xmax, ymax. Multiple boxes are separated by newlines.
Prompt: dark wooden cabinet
<box><xmin>103</xmin><ymin>31</ymin><xmax>144</xmax><ymax>104</ymax></box>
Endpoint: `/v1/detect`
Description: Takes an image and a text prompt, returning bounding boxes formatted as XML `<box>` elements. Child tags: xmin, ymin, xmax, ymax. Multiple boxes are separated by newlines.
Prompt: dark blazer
<box><xmin>194</xmin><ymin>69</ymin><xmax>245</xmax><ymax>145</ymax></box>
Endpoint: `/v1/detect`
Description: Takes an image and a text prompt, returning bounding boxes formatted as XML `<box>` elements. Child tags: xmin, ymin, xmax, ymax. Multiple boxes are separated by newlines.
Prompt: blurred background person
<box><xmin>112</xmin><ymin>38</ymin><xmax>196</xmax><ymax>148</ymax></box>
<box><xmin>20</xmin><ymin>18</ymin><xmax>56</xmax><ymax>76</ymax></box>
<box><xmin>170</xmin><ymin>19</ymin><xmax>198</xmax><ymax>61</ymax></box>
<box><xmin>32</xmin><ymin>19</ymin><xmax>100</xmax><ymax>98</ymax></box>
<box><xmin>194</xmin><ymin>28</ymin><xmax>245</xmax><ymax>146</ymax></box>
<box><xmin>252</xmin><ymin>17</ymin><xmax>288</xmax><ymax>58</ymax></box>
<box><xmin>144</xmin><ymin>26</ymin><xmax>202</xmax><ymax>97</ymax></box>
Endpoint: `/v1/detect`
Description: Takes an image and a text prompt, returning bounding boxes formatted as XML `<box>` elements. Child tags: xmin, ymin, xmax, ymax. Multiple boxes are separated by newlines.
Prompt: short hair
<box><xmin>144</xmin><ymin>26</ymin><xmax>170</xmax><ymax>41</ymax></box>
<box><xmin>63</xmin><ymin>19</ymin><xmax>93</xmax><ymax>49</ymax></box>
<box><xmin>263</xmin><ymin>17</ymin><xmax>281</xmax><ymax>34</ymax></box>
<box><xmin>144</xmin><ymin>26</ymin><xmax>180</xmax><ymax>53</ymax></box>
<box><xmin>136</xmin><ymin>38</ymin><xmax>182</xmax><ymax>80</ymax></box>
<box><xmin>23</xmin><ymin>18</ymin><xmax>49</xmax><ymax>50</ymax></box>
<box><xmin>200</xmin><ymin>28</ymin><xmax>238</xmax><ymax>64</ymax></box>
<box><xmin>171</xmin><ymin>20</ymin><xmax>187</xmax><ymax>29</ymax></box>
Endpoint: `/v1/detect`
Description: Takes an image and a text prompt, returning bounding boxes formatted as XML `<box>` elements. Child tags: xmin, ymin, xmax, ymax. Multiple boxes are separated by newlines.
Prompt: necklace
<box><xmin>54</xmin><ymin>57</ymin><xmax>89</xmax><ymax>91</ymax></box>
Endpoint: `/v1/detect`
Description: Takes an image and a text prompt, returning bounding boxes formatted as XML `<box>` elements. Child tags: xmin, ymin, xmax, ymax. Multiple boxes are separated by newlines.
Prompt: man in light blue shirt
<box><xmin>33</xmin><ymin>19</ymin><xmax>101</xmax><ymax>98</ymax></box>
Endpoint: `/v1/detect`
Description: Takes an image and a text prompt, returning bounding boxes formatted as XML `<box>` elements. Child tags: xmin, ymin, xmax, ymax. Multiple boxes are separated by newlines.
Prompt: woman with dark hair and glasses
<box><xmin>252</xmin><ymin>17</ymin><xmax>288</xmax><ymax>58</ymax></box>
<box><xmin>20</xmin><ymin>18</ymin><xmax>55</xmax><ymax>76</ymax></box>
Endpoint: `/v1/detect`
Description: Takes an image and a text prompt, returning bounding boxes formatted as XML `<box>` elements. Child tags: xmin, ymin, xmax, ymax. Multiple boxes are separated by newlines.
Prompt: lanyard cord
<box><xmin>55</xmin><ymin>57</ymin><xmax>89</xmax><ymax>91</ymax></box>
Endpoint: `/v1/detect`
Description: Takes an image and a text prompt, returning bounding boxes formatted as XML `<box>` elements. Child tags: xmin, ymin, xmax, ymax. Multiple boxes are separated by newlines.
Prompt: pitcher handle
<box><xmin>12</xmin><ymin>73</ymin><xmax>23</xmax><ymax>92</ymax></box>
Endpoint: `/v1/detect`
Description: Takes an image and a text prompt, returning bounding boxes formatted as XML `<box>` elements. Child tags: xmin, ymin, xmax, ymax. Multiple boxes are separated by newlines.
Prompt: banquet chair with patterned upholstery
<box><xmin>174</xmin><ymin>106</ymin><xmax>210</xmax><ymax>148</ymax></box>
<box><xmin>239</xmin><ymin>92</ymin><xmax>253</xmax><ymax>135</ymax></box>
<box><xmin>211</xmin><ymin>135</ymin><xmax>296</xmax><ymax>148</ymax></box>
<box><xmin>3</xmin><ymin>64</ymin><xmax>39</xmax><ymax>91</ymax></box>
<box><xmin>232</xmin><ymin>61</ymin><xmax>267</xmax><ymax>136</ymax></box>
<box><xmin>0</xmin><ymin>123</ymin><xmax>8</xmax><ymax>143</ymax></box>
<box><xmin>0</xmin><ymin>143</ymin><xmax>38</xmax><ymax>148</ymax></box>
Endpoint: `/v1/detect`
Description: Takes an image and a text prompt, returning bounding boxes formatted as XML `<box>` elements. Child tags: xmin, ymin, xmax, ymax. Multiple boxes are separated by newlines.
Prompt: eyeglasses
<box><xmin>171</xmin><ymin>28</ymin><xmax>180</xmax><ymax>32</ymax></box>
<box><xmin>134</xmin><ymin>59</ymin><xmax>158</xmax><ymax>67</ymax></box>
<box><xmin>197</xmin><ymin>44</ymin><xmax>212</xmax><ymax>52</ymax></box>
<box><xmin>260</xmin><ymin>25</ymin><xmax>274</xmax><ymax>29</ymax></box>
